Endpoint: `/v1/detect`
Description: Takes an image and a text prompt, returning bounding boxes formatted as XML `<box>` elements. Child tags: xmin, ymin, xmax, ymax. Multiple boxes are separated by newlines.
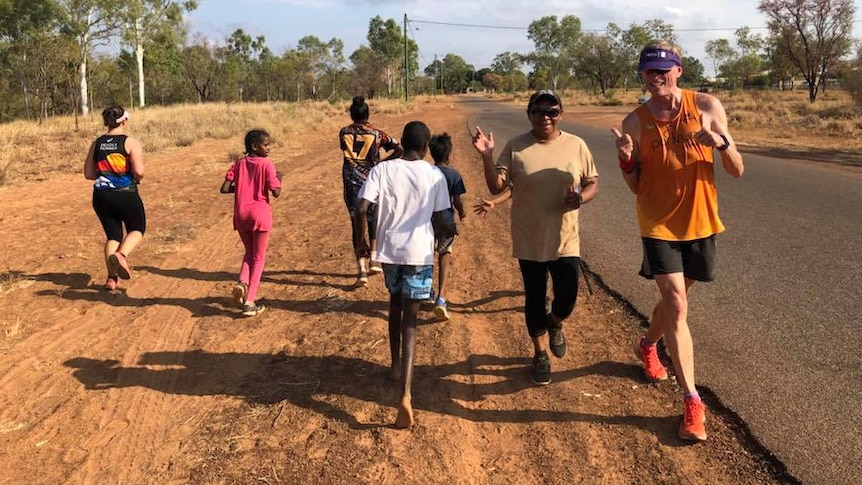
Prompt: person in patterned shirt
<box><xmin>339</xmin><ymin>96</ymin><xmax>403</xmax><ymax>287</ymax></box>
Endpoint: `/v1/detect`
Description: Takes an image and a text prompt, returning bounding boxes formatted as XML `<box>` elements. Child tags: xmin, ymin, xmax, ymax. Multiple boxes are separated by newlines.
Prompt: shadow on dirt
<box><xmin>136</xmin><ymin>265</ymin><xmax>358</xmax><ymax>291</ymax></box>
<box><xmin>10</xmin><ymin>271</ymin><xmax>92</xmax><ymax>289</ymax></box>
<box><xmin>63</xmin><ymin>350</ymin><xmax>685</xmax><ymax>445</ymax></box>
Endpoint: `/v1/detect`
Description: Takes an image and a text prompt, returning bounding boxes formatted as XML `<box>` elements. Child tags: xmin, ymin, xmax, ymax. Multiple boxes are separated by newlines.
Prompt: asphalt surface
<box><xmin>462</xmin><ymin>96</ymin><xmax>862</xmax><ymax>485</ymax></box>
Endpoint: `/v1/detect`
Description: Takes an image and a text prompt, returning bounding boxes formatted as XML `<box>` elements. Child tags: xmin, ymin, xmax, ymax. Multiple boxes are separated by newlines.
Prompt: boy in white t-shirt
<box><xmin>354</xmin><ymin>120</ymin><xmax>455</xmax><ymax>429</ymax></box>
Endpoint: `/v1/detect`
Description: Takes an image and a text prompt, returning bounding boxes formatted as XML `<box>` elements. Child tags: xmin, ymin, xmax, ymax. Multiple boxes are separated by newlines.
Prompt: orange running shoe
<box><xmin>679</xmin><ymin>398</ymin><xmax>707</xmax><ymax>441</ymax></box>
<box><xmin>634</xmin><ymin>338</ymin><xmax>669</xmax><ymax>382</ymax></box>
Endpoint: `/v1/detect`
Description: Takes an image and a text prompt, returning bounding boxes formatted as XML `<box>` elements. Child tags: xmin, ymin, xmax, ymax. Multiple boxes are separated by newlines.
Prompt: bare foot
<box><xmin>394</xmin><ymin>396</ymin><xmax>414</xmax><ymax>429</ymax></box>
<box><xmin>389</xmin><ymin>362</ymin><xmax>401</xmax><ymax>381</ymax></box>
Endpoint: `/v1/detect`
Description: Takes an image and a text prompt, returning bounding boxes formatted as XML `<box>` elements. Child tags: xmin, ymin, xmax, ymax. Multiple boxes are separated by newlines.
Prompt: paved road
<box><xmin>462</xmin><ymin>96</ymin><xmax>862</xmax><ymax>485</ymax></box>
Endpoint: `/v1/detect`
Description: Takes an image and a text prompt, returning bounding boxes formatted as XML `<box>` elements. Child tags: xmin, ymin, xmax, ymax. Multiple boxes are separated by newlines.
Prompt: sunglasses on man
<box><xmin>529</xmin><ymin>107</ymin><xmax>562</xmax><ymax>118</ymax></box>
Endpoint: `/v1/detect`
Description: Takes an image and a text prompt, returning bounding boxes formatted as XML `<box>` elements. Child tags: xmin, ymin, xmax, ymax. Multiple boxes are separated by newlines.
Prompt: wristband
<box><xmin>618</xmin><ymin>155</ymin><xmax>635</xmax><ymax>173</ymax></box>
<box><xmin>717</xmin><ymin>134</ymin><xmax>730</xmax><ymax>151</ymax></box>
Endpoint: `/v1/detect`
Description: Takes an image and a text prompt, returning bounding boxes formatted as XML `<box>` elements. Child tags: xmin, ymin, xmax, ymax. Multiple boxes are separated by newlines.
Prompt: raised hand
<box><xmin>472</xmin><ymin>126</ymin><xmax>494</xmax><ymax>156</ymax></box>
<box><xmin>610</xmin><ymin>128</ymin><xmax>633</xmax><ymax>159</ymax></box>
<box><xmin>611</xmin><ymin>128</ymin><xmax>636</xmax><ymax>173</ymax></box>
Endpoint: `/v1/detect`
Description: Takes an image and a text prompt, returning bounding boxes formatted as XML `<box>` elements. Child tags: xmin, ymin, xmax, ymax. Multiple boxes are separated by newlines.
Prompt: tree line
<box><xmin>0</xmin><ymin>0</ymin><xmax>858</xmax><ymax>124</ymax></box>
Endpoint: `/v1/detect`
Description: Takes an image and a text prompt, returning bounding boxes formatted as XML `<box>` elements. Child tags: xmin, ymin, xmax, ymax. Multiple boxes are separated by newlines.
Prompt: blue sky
<box><xmin>188</xmin><ymin>0</ymin><xmax>862</xmax><ymax>76</ymax></box>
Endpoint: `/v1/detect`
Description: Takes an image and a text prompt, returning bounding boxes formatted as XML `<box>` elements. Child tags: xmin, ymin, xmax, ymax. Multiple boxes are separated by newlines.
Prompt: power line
<box><xmin>410</xmin><ymin>19</ymin><xmax>526</xmax><ymax>31</ymax></box>
<box><xmin>411</xmin><ymin>18</ymin><xmax>862</xmax><ymax>34</ymax></box>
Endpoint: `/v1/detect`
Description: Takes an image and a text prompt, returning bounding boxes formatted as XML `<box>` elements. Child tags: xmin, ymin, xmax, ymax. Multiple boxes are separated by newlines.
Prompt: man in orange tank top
<box><xmin>611</xmin><ymin>40</ymin><xmax>744</xmax><ymax>442</ymax></box>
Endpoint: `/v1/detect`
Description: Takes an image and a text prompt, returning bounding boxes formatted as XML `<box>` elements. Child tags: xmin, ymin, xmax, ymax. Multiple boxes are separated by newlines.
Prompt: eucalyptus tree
<box><xmin>573</xmin><ymin>31</ymin><xmax>624</xmax><ymax>96</ymax></box>
<box><xmin>424</xmin><ymin>54</ymin><xmax>473</xmax><ymax>94</ymax></box>
<box><xmin>56</xmin><ymin>0</ymin><xmax>121</xmax><ymax>115</ymax></box>
<box><xmin>367</xmin><ymin>15</ymin><xmax>417</xmax><ymax>97</ymax></box>
<box><xmin>223</xmin><ymin>28</ymin><xmax>267</xmax><ymax>101</ymax></box>
<box><xmin>679</xmin><ymin>56</ymin><xmax>705</xmax><ymax>87</ymax></box>
<box><xmin>119</xmin><ymin>0</ymin><xmax>197</xmax><ymax>107</ymax></box>
<box><xmin>490</xmin><ymin>51</ymin><xmax>523</xmax><ymax>76</ymax></box>
<box><xmin>295</xmin><ymin>35</ymin><xmax>344</xmax><ymax>100</ymax></box>
<box><xmin>0</xmin><ymin>0</ymin><xmax>61</xmax><ymax>119</ymax></box>
<box><xmin>705</xmin><ymin>38</ymin><xmax>735</xmax><ymax>80</ymax></box>
<box><xmin>349</xmin><ymin>44</ymin><xmax>385</xmax><ymax>99</ymax></box>
<box><xmin>524</xmin><ymin>15</ymin><xmax>582</xmax><ymax>91</ymax></box>
<box><xmin>759</xmin><ymin>0</ymin><xmax>856</xmax><ymax>102</ymax></box>
<box><xmin>181</xmin><ymin>34</ymin><xmax>220</xmax><ymax>102</ymax></box>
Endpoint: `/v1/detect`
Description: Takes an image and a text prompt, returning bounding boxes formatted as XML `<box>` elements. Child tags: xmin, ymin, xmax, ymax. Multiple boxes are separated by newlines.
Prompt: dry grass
<box><xmin>0</xmin><ymin>271</ymin><xmax>32</xmax><ymax>296</ymax></box>
<box><xmin>0</xmin><ymin>91</ymin><xmax>858</xmax><ymax>187</ymax></box>
<box><xmin>0</xmin><ymin>97</ymin><xmax>415</xmax><ymax>187</ymax></box>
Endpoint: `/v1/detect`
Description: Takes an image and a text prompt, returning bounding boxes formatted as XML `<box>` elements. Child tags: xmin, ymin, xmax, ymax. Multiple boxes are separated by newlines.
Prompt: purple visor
<box><xmin>638</xmin><ymin>48</ymin><xmax>682</xmax><ymax>72</ymax></box>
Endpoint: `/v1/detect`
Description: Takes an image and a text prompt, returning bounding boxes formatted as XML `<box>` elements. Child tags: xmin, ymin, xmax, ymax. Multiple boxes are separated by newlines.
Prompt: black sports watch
<box><xmin>717</xmin><ymin>134</ymin><xmax>730</xmax><ymax>151</ymax></box>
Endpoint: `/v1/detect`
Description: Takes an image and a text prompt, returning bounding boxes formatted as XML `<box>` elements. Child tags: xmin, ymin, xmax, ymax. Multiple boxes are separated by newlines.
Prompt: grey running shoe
<box><xmin>547</xmin><ymin>315</ymin><xmax>567</xmax><ymax>358</ymax></box>
<box><xmin>242</xmin><ymin>302</ymin><xmax>266</xmax><ymax>317</ymax></box>
<box><xmin>530</xmin><ymin>351</ymin><xmax>551</xmax><ymax>386</ymax></box>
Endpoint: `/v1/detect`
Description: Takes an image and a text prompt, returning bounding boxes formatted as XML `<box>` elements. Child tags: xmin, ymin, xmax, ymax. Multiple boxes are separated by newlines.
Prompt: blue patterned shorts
<box><xmin>382</xmin><ymin>264</ymin><xmax>433</xmax><ymax>300</ymax></box>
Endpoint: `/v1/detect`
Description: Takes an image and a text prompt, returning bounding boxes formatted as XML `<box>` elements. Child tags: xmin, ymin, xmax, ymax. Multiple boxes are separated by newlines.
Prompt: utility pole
<box><xmin>433</xmin><ymin>53</ymin><xmax>437</xmax><ymax>99</ymax></box>
<box><xmin>403</xmin><ymin>13</ymin><xmax>409</xmax><ymax>102</ymax></box>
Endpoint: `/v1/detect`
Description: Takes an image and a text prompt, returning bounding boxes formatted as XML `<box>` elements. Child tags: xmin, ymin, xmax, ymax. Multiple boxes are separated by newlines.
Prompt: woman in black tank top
<box><xmin>83</xmin><ymin>105</ymin><xmax>147</xmax><ymax>291</ymax></box>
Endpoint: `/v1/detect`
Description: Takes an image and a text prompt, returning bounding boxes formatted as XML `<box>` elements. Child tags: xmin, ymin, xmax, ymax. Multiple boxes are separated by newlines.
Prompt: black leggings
<box><xmin>343</xmin><ymin>180</ymin><xmax>378</xmax><ymax>246</ymax></box>
<box><xmin>518</xmin><ymin>257</ymin><xmax>580</xmax><ymax>338</ymax></box>
<box><xmin>92</xmin><ymin>189</ymin><xmax>146</xmax><ymax>242</ymax></box>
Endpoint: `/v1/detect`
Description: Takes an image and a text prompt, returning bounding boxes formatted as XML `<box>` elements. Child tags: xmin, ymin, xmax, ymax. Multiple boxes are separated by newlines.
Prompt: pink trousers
<box><xmin>238</xmin><ymin>230</ymin><xmax>270</xmax><ymax>303</ymax></box>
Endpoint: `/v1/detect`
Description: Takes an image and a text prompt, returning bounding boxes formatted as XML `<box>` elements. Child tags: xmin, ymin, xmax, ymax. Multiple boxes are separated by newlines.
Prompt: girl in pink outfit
<box><xmin>220</xmin><ymin>129</ymin><xmax>282</xmax><ymax>316</ymax></box>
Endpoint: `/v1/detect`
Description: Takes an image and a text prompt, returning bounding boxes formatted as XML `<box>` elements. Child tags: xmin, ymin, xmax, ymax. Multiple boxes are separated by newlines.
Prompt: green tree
<box><xmin>573</xmin><ymin>32</ymin><xmax>626</xmax><ymax>96</ymax></box>
<box><xmin>424</xmin><ymin>54</ymin><xmax>473</xmax><ymax>94</ymax></box>
<box><xmin>56</xmin><ymin>0</ymin><xmax>122</xmax><ymax>115</ymax></box>
<box><xmin>679</xmin><ymin>56</ymin><xmax>705</xmax><ymax>87</ymax></box>
<box><xmin>180</xmin><ymin>34</ymin><xmax>220</xmax><ymax>102</ymax></box>
<box><xmin>490</xmin><ymin>51</ymin><xmax>523</xmax><ymax>75</ymax></box>
<box><xmin>759</xmin><ymin>0</ymin><xmax>856</xmax><ymax>102</ymax></box>
<box><xmin>482</xmin><ymin>72</ymin><xmax>503</xmax><ymax>92</ymax></box>
<box><xmin>524</xmin><ymin>15</ymin><xmax>583</xmax><ymax>90</ymax></box>
<box><xmin>0</xmin><ymin>0</ymin><xmax>61</xmax><ymax>120</ymax></box>
<box><xmin>367</xmin><ymin>16</ymin><xmax>417</xmax><ymax>97</ymax></box>
<box><xmin>119</xmin><ymin>0</ymin><xmax>197</xmax><ymax>107</ymax></box>
<box><xmin>349</xmin><ymin>45</ymin><xmax>384</xmax><ymax>99</ymax></box>
<box><xmin>705</xmin><ymin>38</ymin><xmax>735</xmax><ymax>80</ymax></box>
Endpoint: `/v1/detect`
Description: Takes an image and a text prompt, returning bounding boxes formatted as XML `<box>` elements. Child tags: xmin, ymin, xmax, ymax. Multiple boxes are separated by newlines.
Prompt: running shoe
<box><xmin>109</xmin><ymin>252</ymin><xmax>132</xmax><ymax>280</ymax></box>
<box><xmin>433</xmin><ymin>297</ymin><xmax>450</xmax><ymax>321</ymax></box>
<box><xmin>547</xmin><ymin>314</ymin><xmax>567</xmax><ymax>358</ymax></box>
<box><xmin>679</xmin><ymin>398</ymin><xmax>707</xmax><ymax>441</ymax></box>
<box><xmin>104</xmin><ymin>276</ymin><xmax>118</xmax><ymax>291</ymax></box>
<box><xmin>530</xmin><ymin>351</ymin><xmax>552</xmax><ymax>386</ymax></box>
<box><xmin>634</xmin><ymin>337</ymin><xmax>669</xmax><ymax>382</ymax></box>
<box><xmin>242</xmin><ymin>302</ymin><xmax>266</xmax><ymax>317</ymax></box>
<box><xmin>231</xmin><ymin>281</ymin><xmax>248</xmax><ymax>307</ymax></box>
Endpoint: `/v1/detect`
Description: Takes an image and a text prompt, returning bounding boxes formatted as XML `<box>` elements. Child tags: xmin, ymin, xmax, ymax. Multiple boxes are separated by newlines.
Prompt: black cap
<box><xmin>527</xmin><ymin>90</ymin><xmax>563</xmax><ymax>111</ymax></box>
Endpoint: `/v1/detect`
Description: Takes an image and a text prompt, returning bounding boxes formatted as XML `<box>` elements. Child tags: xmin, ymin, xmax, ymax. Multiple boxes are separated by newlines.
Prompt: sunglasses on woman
<box><xmin>529</xmin><ymin>108</ymin><xmax>561</xmax><ymax>118</ymax></box>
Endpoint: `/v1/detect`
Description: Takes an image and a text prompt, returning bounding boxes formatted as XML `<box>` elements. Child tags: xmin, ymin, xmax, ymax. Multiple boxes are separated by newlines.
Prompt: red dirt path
<box><xmin>0</xmin><ymin>101</ymin><xmax>784</xmax><ymax>484</ymax></box>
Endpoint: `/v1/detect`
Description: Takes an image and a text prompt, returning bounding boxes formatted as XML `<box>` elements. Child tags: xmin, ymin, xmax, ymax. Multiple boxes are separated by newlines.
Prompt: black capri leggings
<box><xmin>92</xmin><ymin>189</ymin><xmax>147</xmax><ymax>242</ymax></box>
<box><xmin>518</xmin><ymin>257</ymin><xmax>580</xmax><ymax>338</ymax></box>
<box><xmin>343</xmin><ymin>179</ymin><xmax>378</xmax><ymax>247</ymax></box>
